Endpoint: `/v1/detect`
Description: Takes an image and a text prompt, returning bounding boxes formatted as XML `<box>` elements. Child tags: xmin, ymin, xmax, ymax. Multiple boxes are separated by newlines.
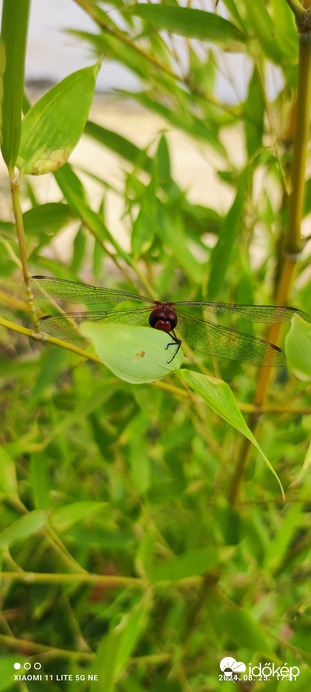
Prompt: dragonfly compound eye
<box><xmin>164</xmin><ymin>308</ymin><xmax>177</xmax><ymax>329</ymax></box>
<box><xmin>149</xmin><ymin>307</ymin><xmax>166</xmax><ymax>328</ymax></box>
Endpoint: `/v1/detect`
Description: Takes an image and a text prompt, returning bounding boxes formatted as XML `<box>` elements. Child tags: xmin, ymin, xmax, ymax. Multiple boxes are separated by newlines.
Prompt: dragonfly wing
<box><xmin>37</xmin><ymin>308</ymin><xmax>151</xmax><ymax>340</ymax></box>
<box><xmin>30</xmin><ymin>276</ymin><xmax>153</xmax><ymax>305</ymax></box>
<box><xmin>175</xmin><ymin>302</ymin><xmax>307</xmax><ymax>323</ymax></box>
<box><xmin>175</xmin><ymin>312</ymin><xmax>286</xmax><ymax>366</ymax></box>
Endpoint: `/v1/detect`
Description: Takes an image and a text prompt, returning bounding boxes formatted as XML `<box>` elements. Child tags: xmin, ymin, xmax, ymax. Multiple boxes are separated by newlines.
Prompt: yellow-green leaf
<box><xmin>81</xmin><ymin>323</ymin><xmax>183</xmax><ymax>384</ymax></box>
<box><xmin>17</xmin><ymin>60</ymin><xmax>101</xmax><ymax>175</ymax></box>
<box><xmin>285</xmin><ymin>314</ymin><xmax>311</xmax><ymax>380</ymax></box>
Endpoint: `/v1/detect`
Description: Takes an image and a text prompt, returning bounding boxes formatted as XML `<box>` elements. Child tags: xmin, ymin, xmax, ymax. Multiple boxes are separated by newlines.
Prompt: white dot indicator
<box><xmin>24</xmin><ymin>662</ymin><xmax>31</xmax><ymax>670</ymax></box>
<box><xmin>13</xmin><ymin>662</ymin><xmax>21</xmax><ymax>670</ymax></box>
<box><xmin>34</xmin><ymin>662</ymin><xmax>41</xmax><ymax>670</ymax></box>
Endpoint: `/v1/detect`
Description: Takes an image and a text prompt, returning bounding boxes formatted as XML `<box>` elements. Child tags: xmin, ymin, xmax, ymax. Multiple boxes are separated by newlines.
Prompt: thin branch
<box><xmin>284</xmin><ymin>0</ymin><xmax>306</xmax><ymax>24</ymax></box>
<box><xmin>0</xmin><ymin>315</ymin><xmax>103</xmax><ymax>364</ymax></box>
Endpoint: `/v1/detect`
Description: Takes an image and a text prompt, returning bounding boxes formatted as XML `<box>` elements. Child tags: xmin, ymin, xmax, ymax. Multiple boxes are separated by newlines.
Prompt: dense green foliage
<box><xmin>1</xmin><ymin>1</ymin><xmax>311</xmax><ymax>690</ymax></box>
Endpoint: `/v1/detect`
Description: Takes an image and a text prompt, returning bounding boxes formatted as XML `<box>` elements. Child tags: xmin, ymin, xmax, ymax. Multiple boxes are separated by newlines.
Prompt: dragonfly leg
<box><xmin>165</xmin><ymin>330</ymin><xmax>182</xmax><ymax>364</ymax></box>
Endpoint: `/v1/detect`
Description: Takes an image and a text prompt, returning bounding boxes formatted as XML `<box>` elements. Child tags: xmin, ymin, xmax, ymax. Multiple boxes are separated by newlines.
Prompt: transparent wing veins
<box><xmin>175</xmin><ymin>311</ymin><xmax>286</xmax><ymax>366</ymax></box>
<box><xmin>30</xmin><ymin>276</ymin><xmax>154</xmax><ymax>305</ymax></box>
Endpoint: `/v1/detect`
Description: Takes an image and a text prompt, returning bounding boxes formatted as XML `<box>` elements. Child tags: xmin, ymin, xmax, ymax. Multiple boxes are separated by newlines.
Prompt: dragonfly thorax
<box><xmin>149</xmin><ymin>305</ymin><xmax>177</xmax><ymax>333</ymax></box>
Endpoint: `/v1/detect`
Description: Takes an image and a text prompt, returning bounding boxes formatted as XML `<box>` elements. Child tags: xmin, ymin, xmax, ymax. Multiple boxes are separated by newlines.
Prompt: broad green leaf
<box><xmin>84</xmin><ymin>120</ymin><xmax>152</xmax><ymax>172</ymax></box>
<box><xmin>0</xmin><ymin>510</ymin><xmax>47</xmax><ymax>547</ymax></box>
<box><xmin>151</xmin><ymin>546</ymin><xmax>235</xmax><ymax>583</ymax></box>
<box><xmin>17</xmin><ymin>60</ymin><xmax>101</xmax><ymax>175</ymax></box>
<box><xmin>50</xmin><ymin>501</ymin><xmax>106</xmax><ymax>533</ymax></box>
<box><xmin>285</xmin><ymin>314</ymin><xmax>311</xmax><ymax>379</ymax></box>
<box><xmin>129</xmin><ymin>5</ymin><xmax>245</xmax><ymax>48</ymax></box>
<box><xmin>81</xmin><ymin>323</ymin><xmax>184</xmax><ymax>384</ymax></box>
<box><xmin>208</xmin><ymin>170</ymin><xmax>248</xmax><ymax>301</ymax></box>
<box><xmin>0</xmin><ymin>0</ymin><xmax>30</xmax><ymax>169</ymax></box>
<box><xmin>177</xmin><ymin>369</ymin><xmax>284</xmax><ymax>499</ymax></box>
<box><xmin>0</xmin><ymin>445</ymin><xmax>17</xmax><ymax>497</ymax></box>
<box><xmin>221</xmin><ymin>607</ymin><xmax>271</xmax><ymax>653</ymax></box>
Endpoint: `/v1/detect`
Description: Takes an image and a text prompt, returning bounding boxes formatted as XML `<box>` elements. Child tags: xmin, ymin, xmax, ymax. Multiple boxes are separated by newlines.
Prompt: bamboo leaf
<box><xmin>91</xmin><ymin>595</ymin><xmax>151</xmax><ymax>692</ymax></box>
<box><xmin>208</xmin><ymin>170</ymin><xmax>248</xmax><ymax>301</ymax></box>
<box><xmin>0</xmin><ymin>446</ymin><xmax>17</xmax><ymax>497</ymax></box>
<box><xmin>151</xmin><ymin>546</ymin><xmax>235</xmax><ymax>583</ymax></box>
<box><xmin>0</xmin><ymin>510</ymin><xmax>47</xmax><ymax>547</ymax></box>
<box><xmin>177</xmin><ymin>369</ymin><xmax>285</xmax><ymax>499</ymax></box>
<box><xmin>81</xmin><ymin>323</ymin><xmax>184</xmax><ymax>384</ymax></box>
<box><xmin>17</xmin><ymin>60</ymin><xmax>101</xmax><ymax>175</ymax></box>
<box><xmin>244</xmin><ymin>68</ymin><xmax>265</xmax><ymax>157</ymax></box>
<box><xmin>85</xmin><ymin>120</ymin><xmax>153</xmax><ymax>171</ymax></box>
<box><xmin>23</xmin><ymin>202</ymin><xmax>76</xmax><ymax>238</ymax></box>
<box><xmin>129</xmin><ymin>5</ymin><xmax>245</xmax><ymax>48</ymax></box>
<box><xmin>0</xmin><ymin>0</ymin><xmax>30</xmax><ymax>169</ymax></box>
<box><xmin>221</xmin><ymin>608</ymin><xmax>271</xmax><ymax>653</ymax></box>
<box><xmin>285</xmin><ymin>314</ymin><xmax>311</xmax><ymax>379</ymax></box>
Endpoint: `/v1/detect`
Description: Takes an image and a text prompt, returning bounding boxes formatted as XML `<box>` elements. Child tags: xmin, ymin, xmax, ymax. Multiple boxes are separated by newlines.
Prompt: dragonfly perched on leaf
<box><xmin>29</xmin><ymin>276</ymin><xmax>307</xmax><ymax>366</ymax></box>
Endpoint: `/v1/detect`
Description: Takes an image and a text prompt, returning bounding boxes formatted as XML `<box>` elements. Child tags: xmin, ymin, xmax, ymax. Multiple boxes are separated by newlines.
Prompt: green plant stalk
<box><xmin>228</xmin><ymin>32</ymin><xmax>311</xmax><ymax>507</ymax></box>
<box><xmin>0</xmin><ymin>571</ymin><xmax>145</xmax><ymax>586</ymax></box>
<box><xmin>10</xmin><ymin>176</ymin><xmax>39</xmax><ymax>325</ymax></box>
<box><xmin>286</xmin><ymin>37</ymin><xmax>311</xmax><ymax>253</ymax></box>
<box><xmin>0</xmin><ymin>631</ymin><xmax>172</xmax><ymax>666</ymax></box>
<box><xmin>0</xmin><ymin>632</ymin><xmax>95</xmax><ymax>661</ymax></box>
<box><xmin>285</xmin><ymin>0</ymin><xmax>306</xmax><ymax>23</ymax></box>
<box><xmin>0</xmin><ymin>315</ymin><xmax>103</xmax><ymax>364</ymax></box>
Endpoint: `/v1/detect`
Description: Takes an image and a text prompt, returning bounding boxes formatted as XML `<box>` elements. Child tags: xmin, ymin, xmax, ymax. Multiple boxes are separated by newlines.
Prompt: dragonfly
<box><xmin>29</xmin><ymin>275</ymin><xmax>307</xmax><ymax>367</ymax></box>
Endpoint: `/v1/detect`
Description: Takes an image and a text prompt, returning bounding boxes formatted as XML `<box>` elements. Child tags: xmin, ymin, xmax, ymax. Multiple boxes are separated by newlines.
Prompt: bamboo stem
<box><xmin>10</xmin><ymin>174</ymin><xmax>39</xmax><ymax>325</ymax></box>
<box><xmin>228</xmin><ymin>30</ymin><xmax>311</xmax><ymax>506</ymax></box>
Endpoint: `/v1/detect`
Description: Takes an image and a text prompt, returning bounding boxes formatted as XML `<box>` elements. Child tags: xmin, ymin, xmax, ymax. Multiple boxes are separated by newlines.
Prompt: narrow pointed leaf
<box><xmin>0</xmin><ymin>510</ymin><xmax>47</xmax><ymax>547</ymax></box>
<box><xmin>177</xmin><ymin>369</ymin><xmax>284</xmax><ymax>499</ymax></box>
<box><xmin>0</xmin><ymin>0</ymin><xmax>30</xmax><ymax>169</ymax></box>
<box><xmin>129</xmin><ymin>5</ymin><xmax>245</xmax><ymax>48</ymax></box>
<box><xmin>0</xmin><ymin>446</ymin><xmax>17</xmax><ymax>497</ymax></box>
